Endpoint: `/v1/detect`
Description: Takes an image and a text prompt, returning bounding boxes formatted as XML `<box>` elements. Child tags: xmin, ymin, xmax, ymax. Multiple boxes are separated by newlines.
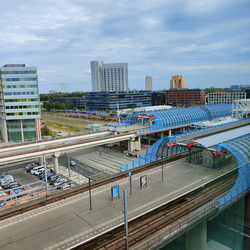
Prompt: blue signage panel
<box><xmin>111</xmin><ymin>185</ymin><xmax>119</xmax><ymax>199</ymax></box>
<box><xmin>74</xmin><ymin>166</ymin><xmax>77</xmax><ymax>170</ymax></box>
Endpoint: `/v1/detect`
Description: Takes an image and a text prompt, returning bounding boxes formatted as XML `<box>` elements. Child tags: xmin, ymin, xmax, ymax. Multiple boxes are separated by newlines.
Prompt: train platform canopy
<box><xmin>187</xmin><ymin>125</ymin><xmax>250</xmax><ymax>149</ymax></box>
<box><xmin>113</xmin><ymin>104</ymin><xmax>235</xmax><ymax>134</ymax></box>
<box><xmin>191</xmin><ymin>117</ymin><xmax>232</xmax><ymax>129</ymax></box>
<box><xmin>185</xmin><ymin>124</ymin><xmax>250</xmax><ymax>210</ymax></box>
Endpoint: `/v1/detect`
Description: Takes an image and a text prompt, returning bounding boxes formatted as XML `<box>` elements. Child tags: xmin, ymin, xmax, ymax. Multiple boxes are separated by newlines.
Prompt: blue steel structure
<box><xmin>121</xmin><ymin>119</ymin><xmax>250</xmax><ymax>210</ymax></box>
<box><xmin>120</xmin><ymin>118</ymin><xmax>250</xmax><ymax>172</ymax></box>
<box><xmin>113</xmin><ymin>104</ymin><xmax>234</xmax><ymax>135</ymax></box>
<box><xmin>189</xmin><ymin>126</ymin><xmax>250</xmax><ymax>210</ymax></box>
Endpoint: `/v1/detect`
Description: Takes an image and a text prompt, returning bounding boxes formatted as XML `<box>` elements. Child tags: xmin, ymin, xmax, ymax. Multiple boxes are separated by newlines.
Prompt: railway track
<box><xmin>0</xmin><ymin>152</ymin><xmax>189</xmax><ymax>221</ymax></box>
<box><xmin>74</xmin><ymin>170</ymin><xmax>238</xmax><ymax>250</ymax></box>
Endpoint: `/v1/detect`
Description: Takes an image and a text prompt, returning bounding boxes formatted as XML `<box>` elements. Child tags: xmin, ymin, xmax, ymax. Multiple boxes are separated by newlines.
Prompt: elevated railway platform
<box><xmin>0</xmin><ymin>155</ymin><xmax>238</xmax><ymax>250</ymax></box>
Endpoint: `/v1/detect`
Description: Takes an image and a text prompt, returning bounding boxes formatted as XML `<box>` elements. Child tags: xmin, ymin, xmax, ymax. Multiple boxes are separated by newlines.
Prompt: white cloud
<box><xmin>0</xmin><ymin>0</ymin><xmax>249</xmax><ymax>92</ymax></box>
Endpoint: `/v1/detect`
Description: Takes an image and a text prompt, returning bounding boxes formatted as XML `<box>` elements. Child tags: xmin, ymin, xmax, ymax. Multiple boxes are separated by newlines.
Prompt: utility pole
<box><xmin>123</xmin><ymin>189</ymin><xmax>129</xmax><ymax>250</ymax></box>
<box><xmin>89</xmin><ymin>170</ymin><xmax>92</xmax><ymax>210</ymax></box>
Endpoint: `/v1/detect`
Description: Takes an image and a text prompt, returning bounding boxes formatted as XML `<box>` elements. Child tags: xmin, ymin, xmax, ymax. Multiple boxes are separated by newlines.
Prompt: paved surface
<box><xmin>0</xmin><ymin>159</ymin><xmax>238</xmax><ymax>250</ymax></box>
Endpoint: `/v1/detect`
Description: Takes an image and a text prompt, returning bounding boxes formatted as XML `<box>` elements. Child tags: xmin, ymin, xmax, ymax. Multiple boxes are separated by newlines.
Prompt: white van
<box><xmin>30</xmin><ymin>165</ymin><xmax>44</xmax><ymax>175</ymax></box>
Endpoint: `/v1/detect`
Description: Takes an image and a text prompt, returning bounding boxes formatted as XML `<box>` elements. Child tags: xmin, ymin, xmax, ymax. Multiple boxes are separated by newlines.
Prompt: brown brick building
<box><xmin>165</xmin><ymin>89</ymin><xmax>206</xmax><ymax>107</ymax></box>
<box><xmin>170</xmin><ymin>75</ymin><xmax>185</xmax><ymax>89</ymax></box>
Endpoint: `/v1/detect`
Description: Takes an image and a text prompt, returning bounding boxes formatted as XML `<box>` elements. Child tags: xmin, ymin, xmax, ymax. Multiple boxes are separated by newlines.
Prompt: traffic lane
<box><xmin>58</xmin><ymin>155</ymin><xmax>102</xmax><ymax>180</ymax></box>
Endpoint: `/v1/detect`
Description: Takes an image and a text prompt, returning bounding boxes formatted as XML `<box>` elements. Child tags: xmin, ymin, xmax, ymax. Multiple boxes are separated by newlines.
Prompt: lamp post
<box><xmin>89</xmin><ymin>170</ymin><xmax>92</xmax><ymax>210</ymax></box>
<box><xmin>162</xmin><ymin>155</ymin><xmax>164</xmax><ymax>182</ymax></box>
<box><xmin>123</xmin><ymin>189</ymin><xmax>129</xmax><ymax>250</ymax></box>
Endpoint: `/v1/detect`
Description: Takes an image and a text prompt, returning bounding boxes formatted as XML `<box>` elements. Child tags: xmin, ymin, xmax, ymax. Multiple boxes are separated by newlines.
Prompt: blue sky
<box><xmin>0</xmin><ymin>0</ymin><xmax>249</xmax><ymax>93</ymax></box>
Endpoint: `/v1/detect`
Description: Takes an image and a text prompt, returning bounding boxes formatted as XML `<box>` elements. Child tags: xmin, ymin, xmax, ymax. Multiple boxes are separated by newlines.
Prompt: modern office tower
<box><xmin>91</xmin><ymin>61</ymin><xmax>128</xmax><ymax>92</ymax></box>
<box><xmin>170</xmin><ymin>75</ymin><xmax>185</xmax><ymax>89</ymax></box>
<box><xmin>145</xmin><ymin>76</ymin><xmax>152</xmax><ymax>91</ymax></box>
<box><xmin>0</xmin><ymin>64</ymin><xmax>41</xmax><ymax>142</ymax></box>
<box><xmin>207</xmin><ymin>92</ymin><xmax>246</xmax><ymax>104</ymax></box>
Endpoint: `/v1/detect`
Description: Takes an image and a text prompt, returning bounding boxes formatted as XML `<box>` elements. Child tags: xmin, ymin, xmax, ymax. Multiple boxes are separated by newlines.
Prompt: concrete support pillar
<box><xmin>160</xmin><ymin>132</ymin><xmax>164</xmax><ymax>138</ymax></box>
<box><xmin>128</xmin><ymin>140</ymin><xmax>135</xmax><ymax>152</ymax></box>
<box><xmin>169</xmin><ymin>130</ymin><xmax>172</xmax><ymax>136</ymax></box>
<box><xmin>175</xmin><ymin>129</ymin><xmax>177</xmax><ymax>135</ymax></box>
<box><xmin>183</xmin><ymin>127</ymin><xmax>185</xmax><ymax>133</ymax></box>
<box><xmin>52</xmin><ymin>152</ymin><xmax>60</xmax><ymax>174</ymax></box>
<box><xmin>20</xmin><ymin>119</ymin><xmax>24</xmax><ymax>142</ymax></box>
<box><xmin>39</xmin><ymin>156</ymin><xmax>44</xmax><ymax>166</ymax></box>
<box><xmin>186</xmin><ymin>221</ymin><xmax>207</xmax><ymax>250</ymax></box>
<box><xmin>138</xmin><ymin>137</ymin><xmax>141</xmax><ymax>151</ymax></box>
<box><xmin>0</xmin><ymin>119</ymin><xmax>8</xmax><ymax>143</ymax></box>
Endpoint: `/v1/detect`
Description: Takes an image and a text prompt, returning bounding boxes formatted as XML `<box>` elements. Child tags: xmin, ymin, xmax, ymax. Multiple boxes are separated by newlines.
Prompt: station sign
<box><xmin>140</xmin><ymin>175</ymin><xmax>147</xmax><ymax>190</ymax></box>
<box><xmin>111</xmin><ymin>185</ymin><xmax>120</xmax><ymax>201</ymax></box>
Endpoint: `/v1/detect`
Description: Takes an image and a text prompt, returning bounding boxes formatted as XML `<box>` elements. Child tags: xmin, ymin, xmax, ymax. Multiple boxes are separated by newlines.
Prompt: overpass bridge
<box><xmin>0</xmin><ymin>122</ymin><xmax>249</xmax><ymax>249</ymax></box>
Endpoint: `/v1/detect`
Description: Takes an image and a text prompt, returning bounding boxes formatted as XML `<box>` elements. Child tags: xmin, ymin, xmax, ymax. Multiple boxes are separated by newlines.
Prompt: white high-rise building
<box><xmin>91</xmin><ymin>61</ymin><xmax>128</xmax><ymax>92</ymax></box>
<box><xmin>145</xmin><ymin>75</ymin><xmax>152</xmax><ymax>91</ymax></box>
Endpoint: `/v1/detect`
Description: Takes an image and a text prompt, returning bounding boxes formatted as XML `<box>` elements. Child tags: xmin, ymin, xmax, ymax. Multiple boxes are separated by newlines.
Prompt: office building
<box><xmin>91</xmin><ymin>61</ymin><xmax>128</xmax><ymax>92</ymax></box>
<box><xmin>152</xmin><ymin>91</ymin><xmax>166</xmax><ymax>106</ymax></box>
<box><xmin>145</xmin><ymin>76</ymin><xmax>152</xmax><ymax>91</ymax></box>
<box><xmin>207</xmin><ymin>92</ymin><xmax>246</xmax><ymax>104</ymax></box>
<box><xmin>0</xmin><ymin>64</ymin><xmax>41</xmax><ymax>142</ymax></box>
<box><xmin>246</xmin><ymin>89</ymin><xmax>250</xmax><ymax>99</ymax></box>
<box><xmin>85</xmin><ymin>91</ymin><xmax>151</xmax><ymax>111</ymax></box>
<box><xmin>165</xmin><ymin>89</ymin><xmax>205</xmax><ymax>106</ymax></box>
<box><xmin>170</xmin><ymin>75</ymin><xmax>185</xmax><ymax>89</ymax></box>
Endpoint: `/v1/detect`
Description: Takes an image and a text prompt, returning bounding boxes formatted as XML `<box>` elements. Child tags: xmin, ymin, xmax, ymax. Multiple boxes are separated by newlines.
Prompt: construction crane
<box><xmin>51</xmin><ymin>83</ymin><xmax>68</xmax><ymax>93</ymax></box>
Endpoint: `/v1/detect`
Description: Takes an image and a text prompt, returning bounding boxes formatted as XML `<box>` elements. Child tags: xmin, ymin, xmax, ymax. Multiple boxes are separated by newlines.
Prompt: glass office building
<box><xmin>85</xmin><ymin>91</ymin><xmax>152</xmax><ymax>111</ymax></box>
<box><xmin>0</xmin><ymin>64</ymin><xmax>41</xmax><ymax>142</ymax></box>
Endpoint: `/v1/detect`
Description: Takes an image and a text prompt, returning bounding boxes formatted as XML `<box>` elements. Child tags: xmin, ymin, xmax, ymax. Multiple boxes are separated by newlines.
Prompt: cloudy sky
<box><xmin>0</xmin><ymin>0</ymin><xmax>249</xmax><ymax>93</ymax></box>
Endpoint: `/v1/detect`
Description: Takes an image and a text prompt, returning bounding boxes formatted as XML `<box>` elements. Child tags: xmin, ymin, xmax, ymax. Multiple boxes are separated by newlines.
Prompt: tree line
<box><xmin>42</xmin><ymin>101</ymin><xmax>80</xmax><ymax>111</ymax></box>
<box><xmin>40</xmin><ymin>91</ymin><xmax>85</xmax><ymax>101</ymax></box>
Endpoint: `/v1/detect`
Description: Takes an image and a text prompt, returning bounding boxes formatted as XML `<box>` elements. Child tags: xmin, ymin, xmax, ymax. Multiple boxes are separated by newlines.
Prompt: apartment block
<box><xmin>91</xmin><ymin>61</ymin><xmax>128</xmax><ymax>92</ymax></box>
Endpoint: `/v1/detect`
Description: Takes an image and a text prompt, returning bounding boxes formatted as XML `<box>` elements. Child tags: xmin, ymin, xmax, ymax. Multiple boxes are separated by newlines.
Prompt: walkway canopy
<box><xmin>188</xmin><ymin>125</ymin><xmax>250</xmax><ymax>210</ymax></box>
<box><xmin>114</xmin><ymin>104</ymin><xmax>234</xmax><ymax>134</ymax></box>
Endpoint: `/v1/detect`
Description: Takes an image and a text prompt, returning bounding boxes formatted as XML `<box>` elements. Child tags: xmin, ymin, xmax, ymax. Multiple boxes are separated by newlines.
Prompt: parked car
<box><xmin>58</xmin><ymin>183</ymin><xmax>75</xmax><ymax>190</ymax></box>
<box><xmin>49</xmin><ymin>175</ymin><xmax>61</xmax><ymax>185</ymax></box>
<box><xmin>53</xmin><ymin>178</ymin><xmax>67</xmax><ymax>187</ymax></box>
<box><xmin>1</xmin><ymin>176</ymin><xmax>14</xmax><ymax>186</ymax></box>
<box><xmin>3</xmin><ymin>181</ymin><xmax>20</xmax><ymax>189</ymax></box>
<box><xmin>0</xmin><ymin>192</ymin><xmax>7</xmax><ymax>197</ymax></box>
<box><xmin>70</xmin><ymin>161</ymin><xmax>76</xmax><ymax>166</ymax></box>
<box><xmin>48</xmin><ymin>174</ymin><xmax>57</xmax><ymax>181</ymax></box>
<box><xmin>25</xmin><ymin>162</ymin><xmax>38</xmax><ymax>170</ymax></box>
<box><xmin>42</xmin><ymin>173</ymin><xmax>55</xmax><ymax>182</ymax></box>
<box><xmin>12</xmin><ymin>186</ymin><xmax>24</xmax><ymax>194</ymax></box>
<box><xmin>30</xmin><ymin>166</ymin><xmax>44</xmax><ymax>175</ymax></box>
<box><xmin>9</xmin><ymin>184</ymin><xmax>22</xmax><ymax>189</ymax></box>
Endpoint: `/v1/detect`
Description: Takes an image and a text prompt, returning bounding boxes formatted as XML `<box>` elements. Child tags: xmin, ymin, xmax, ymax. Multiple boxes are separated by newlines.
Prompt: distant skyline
<box><xmin>0</xmin><ymin>0</ymin><xmax>249</xmax><ymax>93</ymax></box>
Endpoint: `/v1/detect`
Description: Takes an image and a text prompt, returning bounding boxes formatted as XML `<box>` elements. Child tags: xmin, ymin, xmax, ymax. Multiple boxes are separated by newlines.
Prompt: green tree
<box><xmin>55</xmin><ymin>102</ymin><xmax>62</xmax><ymax>110</ymax></box>
<box><xmin>73</xmin><ymin>107</ymin><xmax>77</xmax><ymax>110</ymax></box>
<box><xmin>105</xmin><ymin>109</ymin><xmax>110</xmax><ymax>113</ymax></box>
<box><xmin>65</xmin><ymin>101</ymin><xmax>71</xmax><ymax>109</ymax></box>
<box><xmin>41</xmin><ymin>126</ymin><xmax>51</xmax><ymax>136</ymax></box>
<box><xmin>61</xmin><ymin>103</ymin><xmax>66</xmax><ymax>110</ymax></box>
<box><xmin>112</xmin><ymin>110</ymin><xmax>117</xmax><ymax>113</ymax></box>
<box><xmin>70</xmin><ymin>102</ymin><xmax>74</xmax><ymax>109</ymax></box>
